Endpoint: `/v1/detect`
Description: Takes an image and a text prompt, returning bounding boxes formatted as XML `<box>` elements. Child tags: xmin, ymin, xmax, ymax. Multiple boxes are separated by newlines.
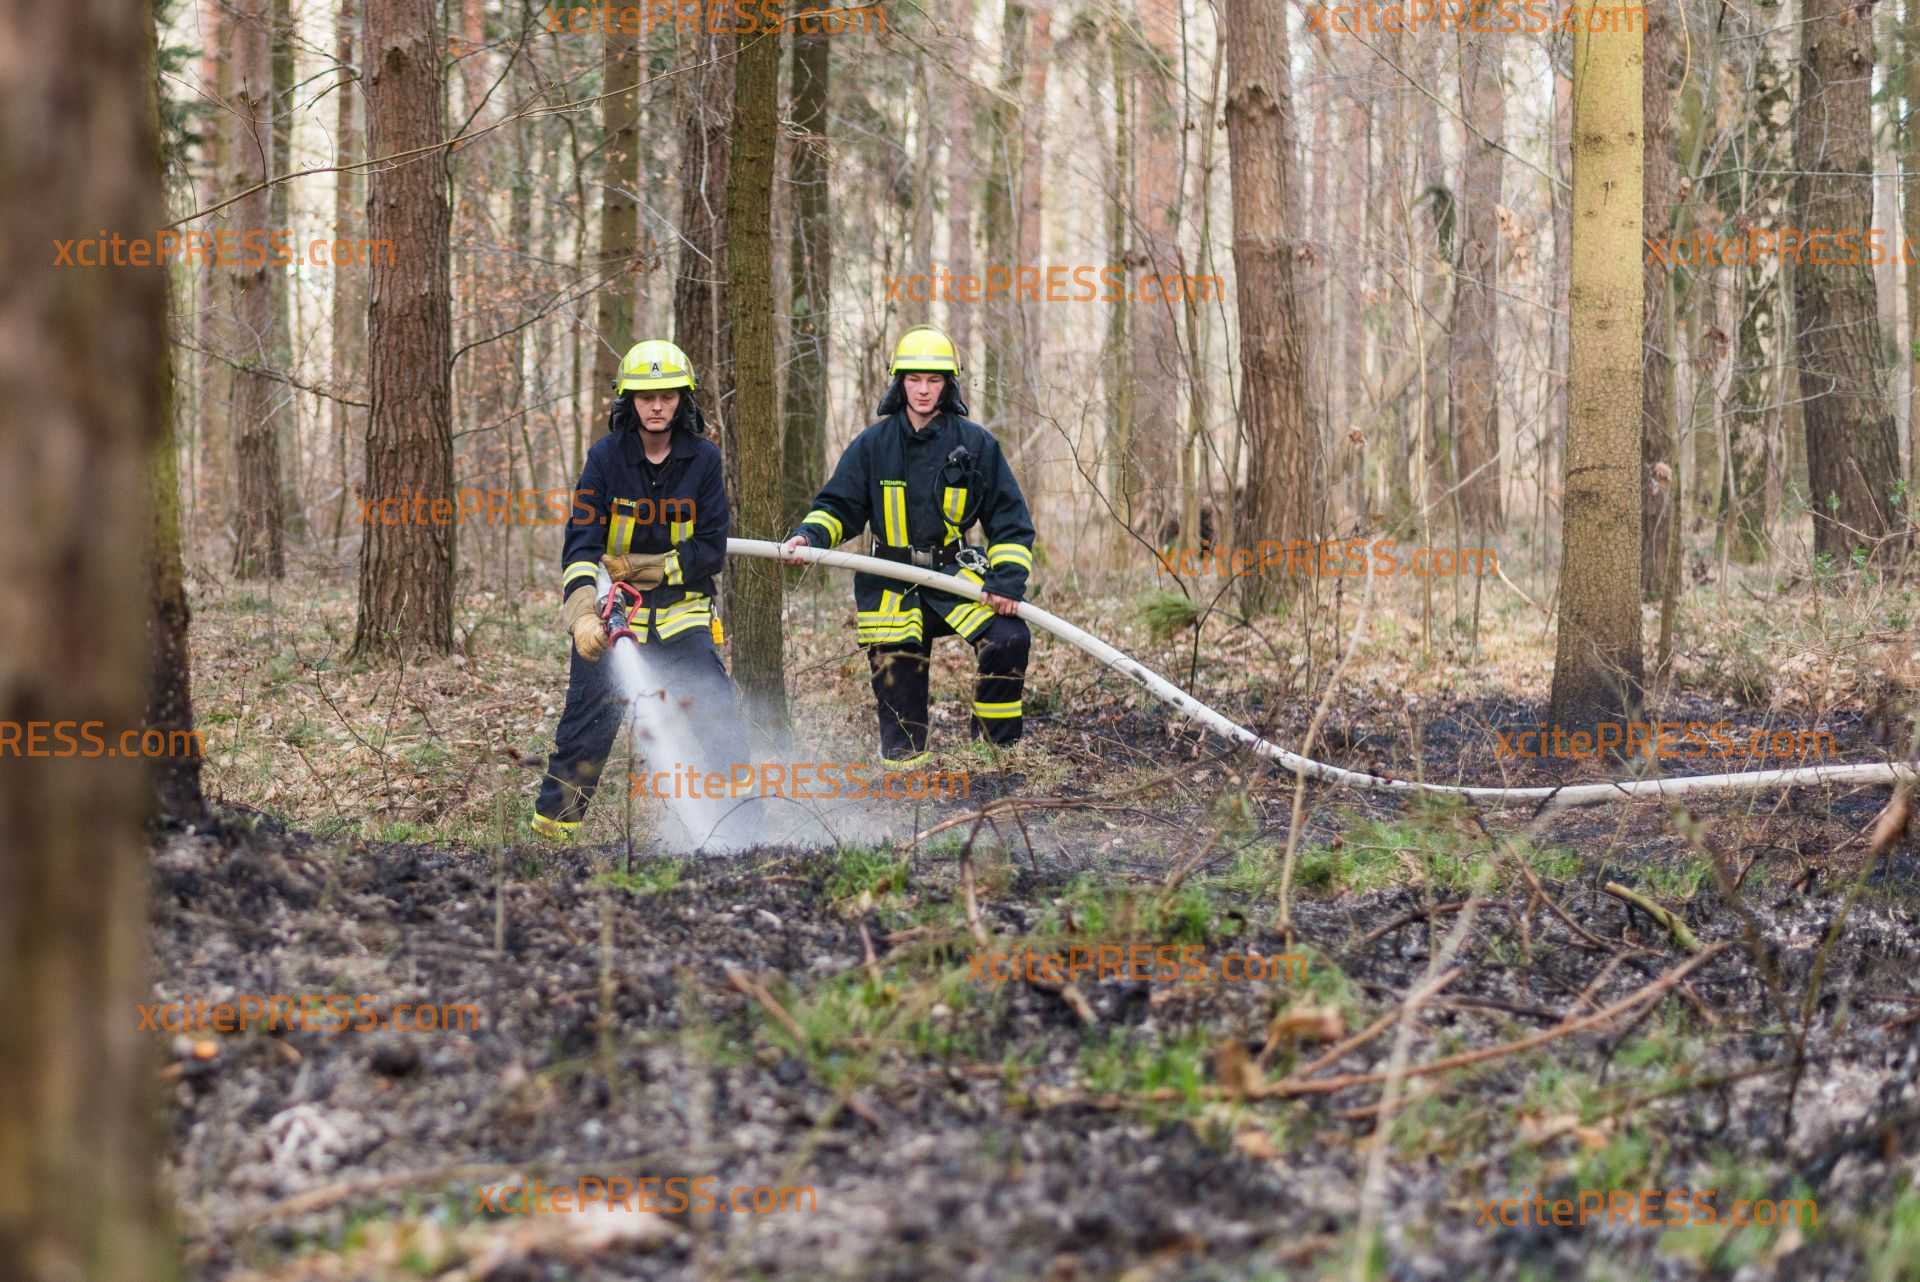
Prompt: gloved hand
<box><xmin>604</xmin><ymin>551</ymin><xmax>669</xmax><ymax>591</ymax></box>
<box><xmin>562</xmin><ymin>586</ymin><xmax>607</xmax><ymax>662</ymax></box>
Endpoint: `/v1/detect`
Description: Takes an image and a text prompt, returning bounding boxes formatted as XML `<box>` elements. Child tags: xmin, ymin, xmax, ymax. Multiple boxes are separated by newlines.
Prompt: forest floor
<box><xmin>156</xmin><ymin>538</ymin><xmax>1920</xmax><ymax>1281</ymax></box>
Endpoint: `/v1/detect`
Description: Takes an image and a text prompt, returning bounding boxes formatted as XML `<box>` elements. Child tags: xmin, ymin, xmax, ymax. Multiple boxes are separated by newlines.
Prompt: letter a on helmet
<box><xmin>888</xmin><ymin>325</ymin><xmax>959</xmax><ymax>378</ymax></box>
<box><xmin>616</xmin><ymin>339</ymin><xmax>697</xmax><ymax>392</ymax></box>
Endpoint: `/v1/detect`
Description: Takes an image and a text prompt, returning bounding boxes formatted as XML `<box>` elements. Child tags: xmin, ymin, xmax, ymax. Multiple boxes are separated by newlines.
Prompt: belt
<box><xmin>875</xmin><ymin>543</ymin><xmax>988</xmax><ymax>573</ymax></box>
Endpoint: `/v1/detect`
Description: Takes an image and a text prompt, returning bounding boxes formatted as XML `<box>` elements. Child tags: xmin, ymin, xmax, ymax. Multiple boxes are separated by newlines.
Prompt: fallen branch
<box><xmin>1602</xmin><ymin>881</ymin><xmax>1703</xmax><ymax>954</ymax></box>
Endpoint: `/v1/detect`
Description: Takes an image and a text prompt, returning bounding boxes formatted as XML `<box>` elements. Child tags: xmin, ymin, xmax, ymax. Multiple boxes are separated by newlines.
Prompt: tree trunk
<box><xmin>0</xmin><ymin>0</ymin><xmax>178</xmax><ymax>1274</ymax></box>
<box><xmin>1104</xmin><ymin>21</ymin><xmax>1138</xmax><ymax>552</ymax></box>
<box><xmin>269</xmin><ymin>0</ymin><xmax>304</xmax><ymax>541</ymax></box>
<box><xmin>230</xmin><ymin>0</ymin><xmax>285</xmax><ymax>579</ymax></box>
<box><xmin>783</xmin><ymin>25</ymin><xmax>831</xmax><ymax>529</ymax></box>
<box><xmin>945</xmin><ymin>0</ymin><xmax>978</xmax><ymax>363</ymax></box>
<box><xmin>196</xmin><ymin>0</ymin><xmax>233</xmax><ymax>551</ymax></box>
<box><xmin>1639</xmin><ymin>0</ymin><xmax>1675</xmax><ymax>594</ymax></box>
<box><xmin>1452</xmin><ymin>3</ymin><xmax>1504</xmax><ymax>532</ymax></box>
<box><xmin>1796</xmin><ymin>0</ymin><xmax>1905</xmax><ymax>566</ymax></box>
<box><xmin>352</xmin><ymin>0</ymin><xmax>453</xmax><ymax>658</ymax></box>
<box><xmin>329</xmin><ymin>0</ymin><xmax>366</xmax><ymax>550</ymax></box>
<box><xmin>981</xmin><ymin>0</ymin><xmax>1030</xmax><ymax>427</ymax></box>
<box><xmin>674</xmin><ymin>29</ymin><xmax>736</xmax><ymax>484</ymax></box>
<box><xmin>1908</xmin><ymin>0</ymin><xmax>1920</xmax><ymax>528</ymax></box>
<box><xmin>594</xmin><ymin>19</ymin><xmax>641</xmax><ymax>394</ymax></box>
<box><xmin>1549</xmin><ymin>7</ymin><xmax>1644</xmax><ymax>726</ymax></box>
<box><xmin>1223</xmin><ymin>0</ymin><xmax>1316</xmax><ymax>614</ymax></box>
<box><xmin>1015</xmin><ymin>1</ymin><xmax>1054</xmax><ymax>435</ymax></box>
<box><xmin>727</xmin><ymin>16</ymin><xmax>787</xmax><ymax>735</ymax></box>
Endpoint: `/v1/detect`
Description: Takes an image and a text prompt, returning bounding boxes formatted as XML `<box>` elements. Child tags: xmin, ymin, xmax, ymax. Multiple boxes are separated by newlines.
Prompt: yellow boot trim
<box><xmin>530</xmin><ymin>813</ymin><xmax>579</xmax><ymax>841</ymax></box>
<box><xmin>879</xmin><ymin>750</ymin><xmax>932</xmax><ymax>770</ymax></box>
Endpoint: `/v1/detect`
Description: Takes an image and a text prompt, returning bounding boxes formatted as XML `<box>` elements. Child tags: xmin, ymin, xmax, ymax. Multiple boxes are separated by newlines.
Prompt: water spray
<box><xmin>730</xmin><ymin>539</ymin><xmax>1918</xmax><ymax>811</ymax></box>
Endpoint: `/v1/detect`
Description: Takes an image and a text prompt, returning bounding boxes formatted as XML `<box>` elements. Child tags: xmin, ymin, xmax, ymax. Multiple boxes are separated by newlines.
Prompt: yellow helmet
<box><xmin>888</xmin><ymin>325</ymin><xmax>959</xmax><ymax>377</ymax></box>
<box><xmin>616</xmin><ymin>339</ymin><xmax>696</xmax><ymax>392</ymax></box>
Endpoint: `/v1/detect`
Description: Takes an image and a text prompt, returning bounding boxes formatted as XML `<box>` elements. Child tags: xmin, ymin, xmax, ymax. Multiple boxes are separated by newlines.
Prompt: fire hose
<box><xmin>728</xmin><ymin>538</ymin><xmax>1919</xmax><ymax>811</ymax></box>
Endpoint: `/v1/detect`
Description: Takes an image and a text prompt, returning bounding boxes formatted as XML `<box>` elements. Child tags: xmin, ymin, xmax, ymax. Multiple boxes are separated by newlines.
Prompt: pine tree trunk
<box><xmin>197</xmin><ymin>0</ymin><xmax>233</xmax><ymax>549</ymax></box>
<box><xmin>727</xmin><ymin>17</ymin><xmax>787</xmax><ymax>734</ymax></box>
<box><xmin>0</xmin><ymin>0</ymin><xmax>178</xmax><ymax>1274</ymax></box>
<box><xmin>1549</xmin><ymin>7</ymin><xmax>1644</xmax><ymax>726</ymax></box>
<box><xmin>783</xmin><ymin>25</ymin><xmax>831</xmax><ymax>530</ymax></box>
<box><xmin>1104</xmin><ymin>21</ymin><xmax>1138</xmax><ymax>553</ymax></box>
<box><xmin>1223</xmin><ymin>0</ymin><xmax>1316</xmax><ymax>614</ymax></box>
<box><xmin>230</xmin><ymin>0</ymin><xmax>285</xmax><ymax>579</ymax></box>
<box><xmin>352</xmin><ymin>0</ymin><xmax>453</xmax><ymax>657</ymax></box>
<box><xmin>1796</xmin><ymin>0</ymin><xmax>1905</xmax><ymax>565</ymax></box>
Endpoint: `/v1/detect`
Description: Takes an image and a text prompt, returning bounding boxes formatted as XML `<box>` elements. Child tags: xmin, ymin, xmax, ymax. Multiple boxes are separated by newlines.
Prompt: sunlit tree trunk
<box><xmin>1549</xmin><ymin>3</ymin><xmax>1644</xmax><ymax>726</ymax></box>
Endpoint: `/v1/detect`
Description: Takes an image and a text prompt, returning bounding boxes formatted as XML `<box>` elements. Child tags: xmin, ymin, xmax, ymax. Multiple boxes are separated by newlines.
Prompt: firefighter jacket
<box><xmin>560</xmin><ymin>426</ymin><xmax>729</xmax><ymax>644</ymax></box>
<box><xmin>789</xmin><ymin>410</ymin><xmax>1036</xmax><ymax>645</ymax></box>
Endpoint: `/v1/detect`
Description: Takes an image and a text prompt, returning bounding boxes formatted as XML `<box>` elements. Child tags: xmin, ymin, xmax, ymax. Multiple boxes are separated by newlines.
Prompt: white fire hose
<box><xmin>732</xmin><ymin>539</ymin><xmax>1917</xmax><ymax>811</ymax></box>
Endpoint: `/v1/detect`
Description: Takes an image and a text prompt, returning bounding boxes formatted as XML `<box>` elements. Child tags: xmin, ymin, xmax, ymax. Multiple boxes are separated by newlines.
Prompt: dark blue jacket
<box><xmin>560</xmin><ymin>426</ymin><xmax>729</xmax><ymax>642</ymax></box>
<box><xmin>788</xmin><ymin>411</ymin><xmax>1035</xmax><ymax>644</ymax></box>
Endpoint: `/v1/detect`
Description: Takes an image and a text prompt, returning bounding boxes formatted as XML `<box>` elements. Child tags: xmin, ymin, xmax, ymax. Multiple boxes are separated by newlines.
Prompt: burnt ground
<box><xmin>157</xmin><ymin>666</ymin><xmax>1920</xmax><ymax>1282</ymax></box>
<box><xmin>155</xmin><ymin>556</ymin><xmax>1920</xmax><ymax>1280</ymax></box>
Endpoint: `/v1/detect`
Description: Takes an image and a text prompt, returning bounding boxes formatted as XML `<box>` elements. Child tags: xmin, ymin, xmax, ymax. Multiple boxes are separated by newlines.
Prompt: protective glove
<box><xmin>603</xmin><ymin>551</ymin><xmax>669</xmax><ymax>591</ymax></box>
<box><xmin>562</xmin><ymin>586</ymin><xmax>607</xmax><ymax>662</ymax></box>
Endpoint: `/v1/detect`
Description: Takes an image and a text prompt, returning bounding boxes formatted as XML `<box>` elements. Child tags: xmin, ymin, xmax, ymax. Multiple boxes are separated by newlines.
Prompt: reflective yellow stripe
<box><xmin>944</xmin><ymin>602</ymin><xmax>992</xmax><ymax>638</ymax></box>
<box><xmin>663</xmin><ymin>549</ymin><xmax>684</xmax><ymax>585</ymax></box>
<box><xmin>972</xmin><ymin>700</ymin><xmax>1022</xmax><ymax>719</ymax></box>
<box><xmin>879</xmin><ymin>751</ymin><xmax>932</xmax><ymax>770</ymax></box>
<box><xmin>530</xmin><ymin>813</ymin><xmax>579</xmax><ymax>840</ymax></box>
<box><xmin>987</xmin><ymin>542</ymin><xmax>1034</xmax><ymax>571</ymax></box>
<box><xmin>607</xmin><ymin>498</ymin><xmax>639</xmax><ymax>556</ymax></box>
<box><xmin>669</xmin><ymin>519</ymin><xmax>694</xmax><ymax>545</ymax></box>
<box><xmin>881</xmin><ymin>481</ymin><xmax>909</xmax><ymax>546</ymax></box>
<box><xmin>802</xmin><ymin>508</ymin><xmax>844</xmax><ymax>546</ymax></box>
<box><xmin>942</xmin><ymin>487</ymin><xmax>968</xmax><ymax>544</ymax></box>
<box><xmin>857</xmin><ymin>592</ymin><xmax>924</xmax><ymax>644</ymax></box>
<box><xmin>563</xmin><ymin>560</ymin><xmax>600</xmax><ymax>591</ymax></box>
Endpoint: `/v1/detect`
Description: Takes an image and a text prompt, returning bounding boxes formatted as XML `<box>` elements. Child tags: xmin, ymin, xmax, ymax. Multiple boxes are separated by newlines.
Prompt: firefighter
<box><xmin>780</xmin><ymin>325</ymin><xmax>1035</xmax><ymax>768</ymax></box>
<box><xmin>531</xmin><ymin>339</ymin><xmax>749</xmax><ymax>841</ymax></box>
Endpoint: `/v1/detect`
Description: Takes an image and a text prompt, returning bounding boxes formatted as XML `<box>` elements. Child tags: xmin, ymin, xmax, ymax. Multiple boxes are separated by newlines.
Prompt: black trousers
<box><xmin>867</xmin><ymin>610</ymin><xmax>1029</xmax><ymax>765</ymax></box>
<box><xmin>534</xmin><ymin>627</ymin><xmax>749</xmax><ymax>835</ymax></box>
